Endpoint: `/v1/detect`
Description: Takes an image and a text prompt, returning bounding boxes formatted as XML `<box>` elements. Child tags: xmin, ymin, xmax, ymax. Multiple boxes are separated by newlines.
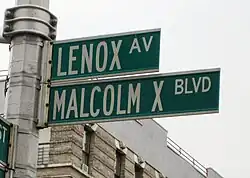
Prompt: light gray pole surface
<box><xmin>3</xmin><ymin>0</ymin><xmax>56</xmax><ymax>177</ymax></box>
<box><xmin>0</xmin><ymin>26</ymin><xmax>8</xmax><ymax>44</ymax></box>
<box><xmin>0</xmin><ymin>36</ymin><xmax>8</xmax><ymax>44</ymax></box>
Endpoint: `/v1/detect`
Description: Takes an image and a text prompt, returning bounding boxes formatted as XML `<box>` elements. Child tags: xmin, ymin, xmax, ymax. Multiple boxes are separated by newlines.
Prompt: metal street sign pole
<box><xmin>0</xmin><ymin>37</ymin><xmax>7</xmax><ymax>44</ymax></box>
<box><xmin>0</xmin><ymin>26</ymin><xmax>8</xmax><ymax>44</ymax></box>
<box><xmin>2</xmin><ymin>0</ymin><xmax>57</xmax><ymax>177</ymax></box>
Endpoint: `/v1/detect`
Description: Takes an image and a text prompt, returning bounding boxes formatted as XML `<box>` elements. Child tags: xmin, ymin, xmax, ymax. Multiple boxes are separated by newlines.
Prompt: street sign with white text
<box><xmin>0</xmin><ymin>169</ymin><xmax>5</xmax><ymax>178</ymax></box>
<box><xmin>0</xmin><ymin>117</ymin><xmax>11</xmax><ymax>176</ymax></box>
<box><xmin>51</xmin><ymin>29</ymin><xmax>161</xmax><ymax>82</ymax></box>
<box><xmin>48</xmin><ymin>68</ymin><xmax>220</xmax><ymax>126</ymax></box>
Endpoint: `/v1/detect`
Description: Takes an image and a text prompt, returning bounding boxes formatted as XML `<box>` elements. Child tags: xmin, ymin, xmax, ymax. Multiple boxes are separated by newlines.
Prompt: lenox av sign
<box><xmin>51</xmin><ymin>29</ymin><xmax>161</xmax><ymax>81</ymax></box>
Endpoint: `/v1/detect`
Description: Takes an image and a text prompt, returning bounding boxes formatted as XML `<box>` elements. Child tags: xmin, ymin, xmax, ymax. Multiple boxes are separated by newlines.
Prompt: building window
<box><xmin>82</xmin><ymin>129</ymin><xmax>92</xmax><ymax>166</ymax></box>
<box><xmin>135</xmin><ymin>164</ymin><xmax>143</xmax><ymax>178</ymax></box>
<box><xmin>115</xmin><ymin>150</ymin><xmax>125</xmax><ymax>178</ymax></box>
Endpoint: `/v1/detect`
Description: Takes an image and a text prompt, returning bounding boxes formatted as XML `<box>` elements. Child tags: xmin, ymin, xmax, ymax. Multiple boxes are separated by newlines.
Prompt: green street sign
<box><xmin>0</xmin><ymin>169</ymin><xmax>5</xmax><ymax>178</ymax></box>
<box><xmin>48</xmin><ymin>68</ymin><xmax>220</xmax><ymax>126</ymax></box>
<box><xmin>0</xmin><ymin>117</ymin><xmax>11</xmax><ymax>175</ymax></box>
<box><xmin>51</xmin><ymin>29</ymin><xmax>161</xmax><ymax>81</ymax></box>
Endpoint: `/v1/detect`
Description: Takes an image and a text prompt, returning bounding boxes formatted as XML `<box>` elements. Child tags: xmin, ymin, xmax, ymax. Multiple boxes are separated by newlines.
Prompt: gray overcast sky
<box><xmin>1</xmin><ymin>0</ymin><xmax>249</xmax><ymax>177</ymax></box>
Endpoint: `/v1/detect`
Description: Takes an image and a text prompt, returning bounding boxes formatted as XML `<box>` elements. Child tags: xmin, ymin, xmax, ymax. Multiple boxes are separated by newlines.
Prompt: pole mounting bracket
<box><xmin>2</xmin><ymin>4</ymin><xmax>57</xmax><ymax>42</ymax></box>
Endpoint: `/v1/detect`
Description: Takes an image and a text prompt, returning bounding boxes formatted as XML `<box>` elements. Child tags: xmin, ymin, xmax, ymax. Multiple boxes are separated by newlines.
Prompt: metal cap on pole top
<box><xmin>2</xmin><ymin>3</ymin><xmax>57</xmax><ymax>42</ymax></box>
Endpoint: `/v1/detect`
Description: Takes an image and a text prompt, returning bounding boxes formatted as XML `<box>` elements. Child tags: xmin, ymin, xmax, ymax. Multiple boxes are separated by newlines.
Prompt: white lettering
<box><xmin>175</xmin><ymin>79</ymin><xmax>184</xmax><ymax>95</ymax></box>
<box><xmin>127</xmin><ymin>83</ymin><xmax>141</xmax><ymax>114</ymax></box>
<box><xmin>151</xmin><ymin>81</ymin><xmax>164</xmax><ymax>112</ymax></box>
<box><xmin>192</xmin><ymin>77</ymin><xmax>201</xmax><ymax>93</ymax></box>
<box><xmin>129</xmin><ymin>38</ymin><xmax>141</xmax><ymax>54</ymax></box>
<box><xmin>202</xmin><ymin>76</ymin><xmax>211</xmax><ymax>92</ymax></box>
<box><xmin>142</xmin><ymin>36</ymin><xmax>153</xmax><ymax>51</ymax></box>
<box><xmin>175</xmin><ymin>77</ymin><xmax>212</xmax><ymax>95</ymax></box>
<box><xmin>90</xmin><ymin>86</ymin><xmax>101</xmax><ymax>117</ymax></box>
<box><xmin>0</xmin><ymin>125</ymin><xmax>7</xmax><ymax>143</ymax></box>
<box><xmin>68</xmin><ymin>46</ymin><xmax>79</xmax><ymax>75</ymax></box>
<box><xmin>53</xmin><ymin>90</ymin><xmax>66</xmax><ymax>120</ymax></box>
<box><xmin>117</xmin><ymin>84</ymin><xmax>126</xmax><ymax>115</ymax></box>
<box><xmin>110</xmin><ymin>40</ymin><xmax>122</xmax><ymax>71</ymax></box>
<box><xmin>80</xmin><ymin>88</ymin><xmax>89</xmax><ymax>117</ymax></box>
<box><xmin>103</xmin><ymin>85</ymin><xmax>115</xmax><ymax>116</ymax></box>
<box><xmin>57</xmin><ymin>48</ymin><xmax>67</xmax><ymax>76</ymax></box>
<box><xmin>185</xmin><ymin>78</ymin><xmax>193</xmax><ymax>94</ymax></box>
<box><xmin>2</xmin><ymin>126</ymin><xmax>7</xmax><ymax>143</ymax></box>
<box><xmin>0</xmin><ymin>126</ymin><xmax>1</xmax><ymax>142</ymax></box>
<box><xmin>66</xmin><ymin>89</ymin><xmax>78</xmax><ymax>119</ymax></box>
<box><xmin>96</xmin><ymin>41</ymin><xmax>108</xmax><ymax>72</ymax></box>
<box><xmin>81</xmin><ymin>44</ymin><xmax>93</xmax><ymax>73</ymax></box>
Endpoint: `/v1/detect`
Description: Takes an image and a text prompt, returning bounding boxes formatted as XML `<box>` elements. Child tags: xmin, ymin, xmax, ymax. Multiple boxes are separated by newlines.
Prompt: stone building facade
<box><xmin>37</xmin><ymin>123</ymin><xmax>165</xmax><ymax>178</ymax></box>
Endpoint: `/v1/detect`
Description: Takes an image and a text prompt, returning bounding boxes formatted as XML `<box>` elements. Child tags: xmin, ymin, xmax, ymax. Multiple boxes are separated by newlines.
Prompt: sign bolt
<box><xmin>50</xmin><ymin>18</ymin><xmax>57</xmax><ymax>26</ymax></box>
<box><xmin>4</xmin><ymin>25</ymin><xmax>12</xmax><ymax>32</ymax></box>
<box><xmin>5</xmin><ymin>10</ymin><xmax>13</xmax><ymax>19</ymax></box>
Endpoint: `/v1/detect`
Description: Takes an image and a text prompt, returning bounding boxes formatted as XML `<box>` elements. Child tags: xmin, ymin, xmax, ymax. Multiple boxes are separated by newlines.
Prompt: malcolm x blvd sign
<box><xmin>48</xmin><ymin>68</ymin><xmax>220</xmax><ymax>126</ymax></box>
<box><xmin>51</xmin><ymin>29</ymin><xmax>161</xmax><ymax>81</ymax></box>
